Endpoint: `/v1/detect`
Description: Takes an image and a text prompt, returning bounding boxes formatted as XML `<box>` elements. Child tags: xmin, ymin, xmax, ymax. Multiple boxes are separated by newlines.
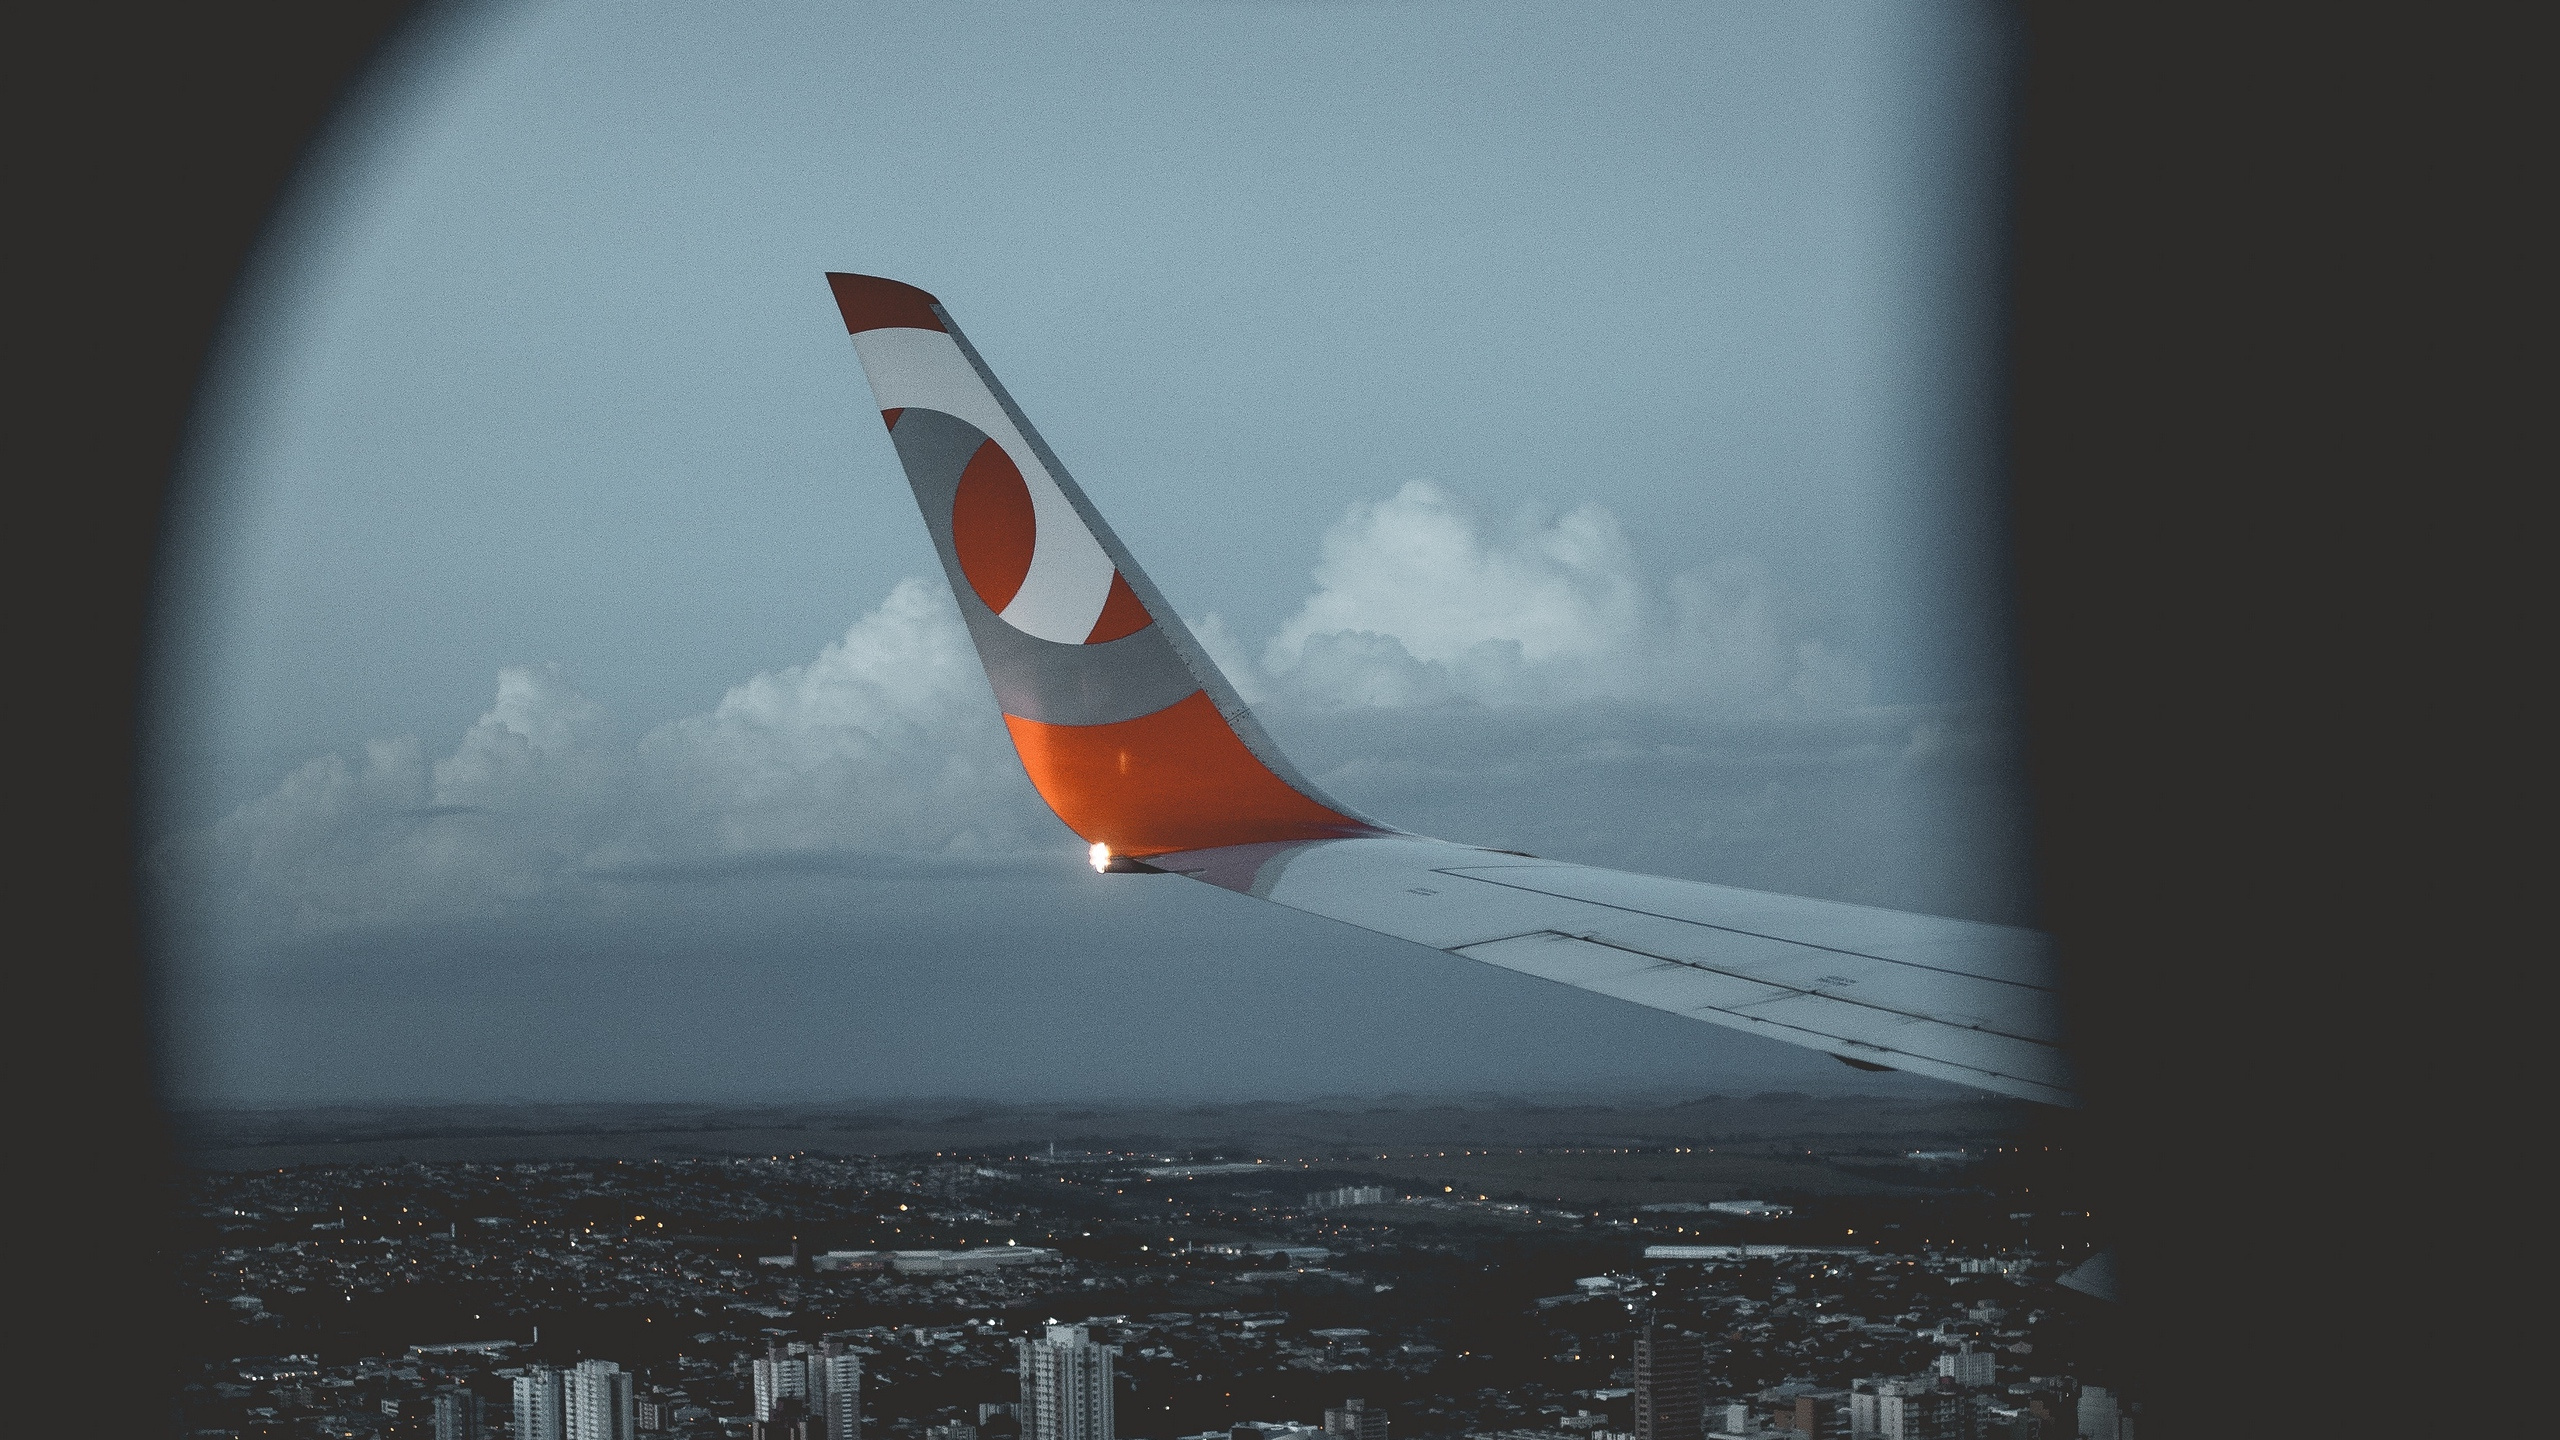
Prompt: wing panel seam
<box><xmin>1453</xmin><ymin>931</ymin><xmax>2067</xmax><ymax>1101</ymax></box>
<box><xmin>1458</xmin><ymin>926</ymin><xmax>2063</xmax><ymax>1051</ymax></box>
<box><xmin>1433</xmin><ymin>868</ymin><xmax>2057</xmax><ymax>994</ymax></box>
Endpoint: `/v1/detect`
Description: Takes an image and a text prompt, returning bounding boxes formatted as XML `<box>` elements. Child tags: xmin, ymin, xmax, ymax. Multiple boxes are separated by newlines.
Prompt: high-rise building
<box><xmin>1935</xmin><ymin>1347</ymin><xmax>1996</xmax><ymax>1391</ymax></box>
<box><xmin>753</xmin><ymin>1401</ymin><xmax>824</xmax><ymax>1440</ymax></box>
<box><xmin>1854</xmin><ymin>1382</ymin><xmax>1959</xmax><ymax>1440</ymax></box>
<box><xmin>514</xmin><ymin>1367</ymin><xmax>566</xmax><ymax>1440</ymax></box>
<box><xmin>816</xmin><ymin>1343</ymin><xmax>863</xmax><ymax>1440</ymax></box>
<box><xmin>1018</xmin><ymin>1324</ymin><xmax>1117</xmax><ymax>1440</ymax></box>
<box><xmin>751</xmin><ymin>1341</ymin><xmax>859</xmax><ymax>1435</ymax></box>
<box><xmin>565</xmin><ymin>1359</ymin><xmax>635</xmax><ymax>1440</ymax></box>
<box><xmin>757</xmin><ymin>1347</ymin><xmax>815</xmax><ymax>1423</ymax></box>
<box><xmin>432</xmin><ymin>1388</ymin><xmax>488</xmax><ymax>1440</ymax></box>
<box><xmin>1633</xmin><ymin>1323</ymin><xmax>1703</xmax><ymax>1440</ymax></box>
<box><xmin>1324</xmin><ymin>1397</ymin><xmax>1389</xmax><ymax>1440</ymax></box>
<box><xmin>1779</xmin><ymin>1395</ymin><xmax>1829</xmax><ymax>1438</ymax></box>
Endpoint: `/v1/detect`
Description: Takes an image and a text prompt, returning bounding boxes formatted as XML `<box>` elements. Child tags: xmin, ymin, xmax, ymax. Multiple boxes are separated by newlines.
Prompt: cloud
<box><xmin>1187</xmin><ymin>610</ymin><xmax>1269</xmax><ymax>705</ymax></box>
<box><xmin>1255</xmin><ymin>481</ymin><xmax>1867</xmax><ymax>712</ymax></box>
<box><xmin>615</xmin><ymin>579</ymin><xmax>1036</xmax><ymax>865</ymax></box>
<box><xmin>155</xmin><ymin>580</ymin><xmax>1055</xmax><ymax>951</ymax></box>
<box><xmin>158</xmin><ymin>486</ymin><xmax>1983</xmax><ymax>956</ymax></box>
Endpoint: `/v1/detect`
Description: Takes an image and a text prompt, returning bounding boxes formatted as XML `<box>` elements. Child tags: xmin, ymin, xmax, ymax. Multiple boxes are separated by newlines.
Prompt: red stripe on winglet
<box><xmin>826</xmin><ymin>273</ymin><xmax>945</xmax><ymax>334</ymax></box>
<box><xmin>952</xmin><ymin>439</ymin><xmax>1038</xmax><ymax>613</ymax></box>
<box><xmin>1084</xmin><ymin>571</ymin><xmax>1153</xmax><ymax>644</ymax></box>
<box><xmin>882</xmin><ymin>408</ymin><xmax>904</xmax><ymax>430</ymax></box>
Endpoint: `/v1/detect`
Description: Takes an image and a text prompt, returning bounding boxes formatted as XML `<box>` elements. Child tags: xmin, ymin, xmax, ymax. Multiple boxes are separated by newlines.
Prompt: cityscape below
<box><xmin>169</xmin><ymin>1095</ymin><xmax>2130</xmax><ymax>1440</ymax></box>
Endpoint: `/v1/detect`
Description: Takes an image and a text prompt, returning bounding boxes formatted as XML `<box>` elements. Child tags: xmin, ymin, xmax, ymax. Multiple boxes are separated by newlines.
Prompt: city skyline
<box><xmin>165</xmin><ymin>1096</ymin><xmax>2126</xmax><ymax>1438</ymax></box>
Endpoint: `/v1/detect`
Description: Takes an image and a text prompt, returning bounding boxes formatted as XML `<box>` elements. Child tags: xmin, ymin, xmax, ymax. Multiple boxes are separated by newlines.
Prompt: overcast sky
<box><xmin>147</xmin><ymin>0</ymin><xmax>2031</xmax><ymax>1107</ymax></box>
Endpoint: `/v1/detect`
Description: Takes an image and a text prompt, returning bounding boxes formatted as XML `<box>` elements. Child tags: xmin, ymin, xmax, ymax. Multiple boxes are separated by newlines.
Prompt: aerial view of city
<box><xmin>169</xmin><ymin>1094</ymin><xmax>2131</xmax><ymax>1440</ymax></box>
<box><xmin>96</xmin><ymin>7</ymin><xmax>2174</xmax><ymax>1440</ymax></box>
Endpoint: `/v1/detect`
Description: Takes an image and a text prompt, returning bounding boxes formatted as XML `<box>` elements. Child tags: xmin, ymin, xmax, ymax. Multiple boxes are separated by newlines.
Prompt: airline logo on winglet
<box><xmin>828</xmin><ymin>272</ymin><xmax>1149</xmax><ymax>649</ymax></box>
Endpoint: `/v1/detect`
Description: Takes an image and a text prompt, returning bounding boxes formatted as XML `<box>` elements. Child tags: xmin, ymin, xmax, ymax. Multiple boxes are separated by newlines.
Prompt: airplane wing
<box><xmin>824</xmin><ymin>273</ymin><xmax>2073</xmax><ymax>1108</ymax></box>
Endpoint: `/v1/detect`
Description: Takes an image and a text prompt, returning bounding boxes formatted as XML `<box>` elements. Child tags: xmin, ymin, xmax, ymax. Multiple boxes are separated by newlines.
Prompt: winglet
<box><xmin>827</xmin><ymin>273</ymin><xmax>946</xmax><ymax>334</ymax></box>
<box><xmin>827</xmin><ymin>274</ymin><xmax>1384</xmax><ymax>858</ymax></box>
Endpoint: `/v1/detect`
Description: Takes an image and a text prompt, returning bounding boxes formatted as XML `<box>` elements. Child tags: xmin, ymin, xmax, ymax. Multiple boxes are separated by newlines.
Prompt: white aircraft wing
<box><xmin>1150</xmin><ymin>835</ymin><xmax>2071</xmax><ymax>1106</ymax></box>
<box><xmin>823</xmin><ymin>272</ymin><xmax>2074</xmax><ymax>1108</ymax></box>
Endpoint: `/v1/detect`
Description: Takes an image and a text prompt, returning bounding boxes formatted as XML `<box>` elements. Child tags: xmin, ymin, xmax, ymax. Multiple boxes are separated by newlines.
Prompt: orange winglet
<box><xmin>1003</xmin><ymin>691</ymin><xmax>1375</xmax><ymax>856</ymax></box>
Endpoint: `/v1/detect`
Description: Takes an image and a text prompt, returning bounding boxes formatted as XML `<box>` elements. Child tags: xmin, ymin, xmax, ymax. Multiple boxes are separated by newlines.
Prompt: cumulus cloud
<box><xmin>615</xmin><ymin>580</ymin><xmax>1033</xmax><ymax>866</ymax></box>
<box><xmin>1255</xmin><ymin>481</ymin><xmax>1867</xmax><ymax>712</ymax></box>
<box><xmin>156</xmin><ymin>580</ymin><xmax>1053</xmax><ymax>949</ymax></box>
<box><xmin>159</xmin><ymin>485</ymin><xmax>1949</xmax><ymax>952</ymax></box>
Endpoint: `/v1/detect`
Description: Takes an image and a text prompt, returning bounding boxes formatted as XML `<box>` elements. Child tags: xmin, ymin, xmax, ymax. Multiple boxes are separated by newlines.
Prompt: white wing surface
<box><xmin>1152</xmin><ymin>836</ymin><xmax>2072</xmax><ymax>1106</ymax></box>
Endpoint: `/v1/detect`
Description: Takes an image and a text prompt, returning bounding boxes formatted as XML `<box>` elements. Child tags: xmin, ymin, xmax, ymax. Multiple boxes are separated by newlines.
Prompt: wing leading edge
<box><xmin>824</xmin><ymin>273</ymin><xmax>2074</xmax><ymax>1108</ymax></box>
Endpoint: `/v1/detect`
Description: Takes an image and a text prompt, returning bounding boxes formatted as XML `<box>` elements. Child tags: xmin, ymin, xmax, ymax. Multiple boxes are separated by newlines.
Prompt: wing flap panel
<box><xmin>1454</xmin><ymin>933</ymin><xmax>1799</xmax><ymax>1011</ymax></box>
<box><xmin>1457</xmin><ymin>932</ymin><xmax>2071</xmax><ymax>1103</ymax></box>
<box><xmin>1440</xmin><ymin>863</ymin><xmax>2054</xmax><ymax>989</ymax></box>
<box><xmin>1531</xmin><ymin>914</ymin><xmax>2059</xmax><ymax>1044</ymax></box>
<box><xmin>1723</xmin><ymin>992</ymin><xmax>2073</xmax><ymax>1098</ymax></box>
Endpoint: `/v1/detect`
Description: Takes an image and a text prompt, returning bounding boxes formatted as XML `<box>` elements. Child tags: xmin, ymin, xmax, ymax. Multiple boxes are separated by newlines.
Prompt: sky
<box><xmin>147</xmin><ymin>0</ymin><xmax>2031</xmax><ymax>1107</ymax></box>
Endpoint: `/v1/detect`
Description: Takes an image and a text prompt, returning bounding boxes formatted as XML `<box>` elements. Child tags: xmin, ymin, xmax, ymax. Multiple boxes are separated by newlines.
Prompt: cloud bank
<box><xmin>156</xmin><ymin>485</ymin><xmax>2018</xmax><ymax>957</ymax></box>
<box><xmin>156</xmin><ymin>580</ymin><xmax>1051</xmax><ymax>951</ymax></box>
<box><xmin>1255</xmin><ymin>481</ymin><xmax>1868</xmax><ymax>713</ymax></box>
